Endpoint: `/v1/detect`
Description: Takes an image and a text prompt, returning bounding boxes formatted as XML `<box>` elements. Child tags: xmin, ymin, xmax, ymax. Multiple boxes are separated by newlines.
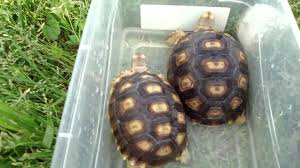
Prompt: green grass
<box><xmin>290</xmin><ymin>0</ymin><xmax>300</xmax><ymax>25</ymax></box>
<box><xmin>0</xmin><ymin>0</ymin><xmax>299</xmax><ymax>167</ymax></box>
<box><xmin>0</xmin><ymin>0</ymin><xmax>90</xmax><ymax>167</ymax></box>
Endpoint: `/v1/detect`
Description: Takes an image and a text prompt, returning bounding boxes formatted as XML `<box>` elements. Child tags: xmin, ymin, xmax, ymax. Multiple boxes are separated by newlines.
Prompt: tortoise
<box><xmin>166</xmin><ymin>11</ymin><xmax>249</xmax><ymax>126</ymax></box>
<box><xmin>108</xmin><ymin>54</ymin><xmax>189</xmax><ymax>167</ymax></box>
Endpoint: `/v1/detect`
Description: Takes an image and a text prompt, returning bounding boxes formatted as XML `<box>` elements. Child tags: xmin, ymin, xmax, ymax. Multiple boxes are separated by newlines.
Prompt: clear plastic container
<box><xmin>51</xmin><ymin>0</ymin><xmax>300</xmax><ymax>168</ymax></box>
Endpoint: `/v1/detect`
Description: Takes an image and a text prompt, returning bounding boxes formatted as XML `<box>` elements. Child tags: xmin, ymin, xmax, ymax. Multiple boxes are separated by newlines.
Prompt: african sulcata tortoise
<box><xmin>108</xmin><ymin>54</ymin><xmax>189</xmax><ymax>167</ymax></box>
<box><xmin>167</xmin><ymin>11</ymin><xmax>249</xmax><ymax>126</ymax></box>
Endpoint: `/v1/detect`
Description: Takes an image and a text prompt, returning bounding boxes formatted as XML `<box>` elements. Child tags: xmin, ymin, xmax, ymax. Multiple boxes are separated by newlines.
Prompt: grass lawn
<box><xmin>0</xmin><ymin>0</ymin><xmax>90</xmax><ymax>167</ymax></box>
<box><xmin>291</xmin><ymin>0</ymin><xmax>300</xmax><ymax>24</ymax></box>
<box><xmin>0</xmin><ymin>0</ymin><xmax>299</xmax><ymax>167</ymax></box>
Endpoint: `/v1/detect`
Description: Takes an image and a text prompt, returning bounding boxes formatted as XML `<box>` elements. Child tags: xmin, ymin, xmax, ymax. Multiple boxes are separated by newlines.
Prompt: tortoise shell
<box><xmin>167</xmin><ymin>31</ymin><xmax>249</xmax><ymax>125</ymax></box>
<box><xmin>109</xmin><ymin>70</ymin><xmax>187</xmax><ymax>166</ymax></box>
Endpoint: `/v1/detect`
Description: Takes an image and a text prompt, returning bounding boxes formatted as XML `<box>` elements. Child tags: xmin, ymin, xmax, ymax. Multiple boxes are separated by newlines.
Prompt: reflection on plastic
<box><xmin>218</xmin><ymin>0</ymin><xmax>252</xmax><ymax>8</ymax></box>
<box><xmin>237</xmin><ymin>4</ymin><xmax>288</xmax><ymax>49</ymax></box>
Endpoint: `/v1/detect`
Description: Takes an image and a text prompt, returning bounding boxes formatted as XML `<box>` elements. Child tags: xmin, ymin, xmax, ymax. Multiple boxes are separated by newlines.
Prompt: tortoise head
<box><xmin>132</xmin><ymin>53</ymin><xmax>148</xmax><ymax>73</ymax></box>
<box><xmin>196</xmin><ymin>11</ymin><xmax>215</xmax><ymax>32</ymax></box>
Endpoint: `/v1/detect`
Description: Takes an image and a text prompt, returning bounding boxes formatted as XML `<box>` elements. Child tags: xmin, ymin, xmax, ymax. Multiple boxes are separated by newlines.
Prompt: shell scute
<box><xmin>109</xmin><ymin>71</ymin><xmax>187</xmax><ymax>166</ymax></box>
<box><xmin>168</xmin><ymin>31</ymin><xmax>249</xmax><ymax>125</ymax></box>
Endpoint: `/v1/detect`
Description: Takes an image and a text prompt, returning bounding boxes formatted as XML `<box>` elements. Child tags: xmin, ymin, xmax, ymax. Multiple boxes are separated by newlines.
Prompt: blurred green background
<box><xmin>0</xmin><ymin>0</ymin><xmax>299</xmax><ymax>167</ymax></box>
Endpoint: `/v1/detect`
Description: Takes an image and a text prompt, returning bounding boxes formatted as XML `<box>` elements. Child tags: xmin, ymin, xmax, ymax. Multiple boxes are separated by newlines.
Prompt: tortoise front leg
<box><xmin>166</xmin><ymin>30</ymin><xmax>188</xmax><ymax>46</ymax></box>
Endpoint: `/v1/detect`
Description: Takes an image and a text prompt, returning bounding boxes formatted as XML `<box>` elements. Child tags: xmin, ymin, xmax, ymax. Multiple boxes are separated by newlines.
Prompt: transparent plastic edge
<box><xmin>280</xmin><ymin>0</ymin><xmax>300</xmax><ymax>48</ymax></box>
<box><xmin>51</xmin><ymin>0</ymin><xmax>100</xmax><ymax>167</ymax></box>
<box><xmin>93</xmin><ymin>1</ymin><xmax>119</xmax><ymax>167</ymax></box>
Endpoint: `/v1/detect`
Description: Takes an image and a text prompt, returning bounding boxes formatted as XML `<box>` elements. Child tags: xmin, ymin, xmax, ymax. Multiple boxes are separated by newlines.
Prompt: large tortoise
<box><xmin>167</xmin><ymin>11</ymin><xmax>249</xmax><ymax>126</ymax></box>
<box><xmin>108</xmin><ymin>54</ymin><xmax>189</xmax><ymax>167</ymax></box>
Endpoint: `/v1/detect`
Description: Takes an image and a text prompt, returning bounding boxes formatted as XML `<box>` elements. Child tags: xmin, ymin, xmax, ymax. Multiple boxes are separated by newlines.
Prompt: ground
<box><xmin>0</xmin><ymin>0</ymin><xmax>299</xmax><ymax>167</ymax></box>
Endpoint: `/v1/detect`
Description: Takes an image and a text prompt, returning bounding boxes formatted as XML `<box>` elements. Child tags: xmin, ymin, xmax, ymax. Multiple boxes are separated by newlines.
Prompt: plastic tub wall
<box><xmin>51</xmin><ymin>0</ymin><xmax>300</xmax><ymax>168</ymax></box>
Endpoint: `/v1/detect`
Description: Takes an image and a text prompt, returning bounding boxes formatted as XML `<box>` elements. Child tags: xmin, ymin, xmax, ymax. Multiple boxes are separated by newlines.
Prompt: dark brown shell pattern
<box><xmin>109</xmin><ymin>71</ymin><xmax>187</xmax><ymax>166</ymax></box>
<box><xmin>167</xmin><ymin>31</ymin><xmax>249</xmax><ymax>125</ymax></box>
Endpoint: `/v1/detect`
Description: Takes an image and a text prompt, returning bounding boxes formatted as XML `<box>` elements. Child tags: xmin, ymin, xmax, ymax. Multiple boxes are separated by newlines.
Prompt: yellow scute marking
<box><xmin>144</xmin><ymin>84</ymin><xmax>162</xmax><ymax>94</ymax></box>
<box><xmin>207</xmin><ymin>107</ymin><xmax>224</xmax><ymax>118</ymax></box>
<box><xmin>206</xmin><ymin>61</ymin><xmax>225</xmax><ymax>70</ymax></box>
<box><xmin>126</xmin><ymin>119</ymin><xmax>144</xmax><ymax>135</ymax></box>
<box><xmin>177</xmin><ymin>112</ymin><xmax>186</xmax><ymax>124</ymax></box>
<box><xmin>179</xmin><ymin>75</ymin><xmax>194</xmax><ymax>92</ymax></box>
<box><xmin>120</xmin><ymin>97</ymin><xmax>135</xmax><ymax>113</ymax></box>
<box><xmin>150</xmin><ymin>102</ymin><xmax>169</xmax><ymax>114</ymax></box>
<box><xmin>208</xmin><ymin>85</ymin><xmax>226</xmax><ymax>97</ymax></box>
<box><xmin>119</xmin><ymin>82</ymin><xmax>132</xmax><ymax>93</ymax></box>
<box><xmin>230</xmin><ymin>97</ymin><xmax>243</xmax><ymax>110</ymax></box>
<box><xmin>185</xmin><ymin>98</ymin><xmax>202</xmax><ymax>111</ymax></box>
<box><xmin>238</xmin><ymin>74</ymin><xmax>248</xmax><ymax>90</ymax></box>
<box><xmin>176</xmin><ymin>51</ymin><xmax>188</xmax><ymax>67</ymax></box>
<box><xmin>155</xmin><ymin>123</ymin><xmax>172</xmax><ymax>137</ymax></box>
<box><xmin>204</xmin><ymin>40</ymin><xmax>223</xmax><ymax>48</ymax></box>
<box><xmin>239</xmin><ymin>51</ymin><xmax>247</xmax><ymax>62</ymax></box>
<box><xmin>176</xmin><ymin>133</ymin><xmax>186</xmax><ymax>145</ymax></box>
<box><xmin>136</xmin><ymin>140</ymin><xmax>153</xmax><ymax>152</ymax></box>
<box><xmin>156</xmin><ymin>146</ymin><xmax>172</xmax><ymax>156</ymax></box>
<box><xmin>172</xmin><ymin>94</ymin><xmax>181</xmax><ymax>103</ymax></box>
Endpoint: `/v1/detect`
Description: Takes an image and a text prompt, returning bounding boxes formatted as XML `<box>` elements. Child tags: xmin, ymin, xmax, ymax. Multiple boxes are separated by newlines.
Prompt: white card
<box><xmin>140</xmin><ymin>5</ymin><xmax>230</xmax><ymax>32</ymax></box>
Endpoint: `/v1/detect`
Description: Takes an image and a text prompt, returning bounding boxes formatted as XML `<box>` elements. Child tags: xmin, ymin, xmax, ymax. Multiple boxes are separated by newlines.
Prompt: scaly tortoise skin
<box><xmin>109</xmin><ymin>55</ymin><xmax>187</xmax><ymax>167</ymax></box>
<box><xmin>167</xmin><ymin>12</ymin><xmax>249</xmax><ymax>126</ymax></box>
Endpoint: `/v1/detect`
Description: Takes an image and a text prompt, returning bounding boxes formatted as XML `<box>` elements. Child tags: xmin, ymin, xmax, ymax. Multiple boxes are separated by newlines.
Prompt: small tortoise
<box><xmin>167</xmin><ymin>11</ymin><xmax>249</xmax><ymax>126</ymax></box>
<box><xmin>108</xmin><ymin>54</ymin><xmax>189</xmax><ymax>167</ymax></box>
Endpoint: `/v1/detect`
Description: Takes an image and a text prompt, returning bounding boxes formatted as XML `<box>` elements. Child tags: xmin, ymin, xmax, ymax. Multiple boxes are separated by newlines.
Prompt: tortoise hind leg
<box><xmin>166</xmin><ymin>30</ymin><xmax>187</xmax><ymax>46</ymax></box>
<box><xmin>234</xmin><ymin>112</ymin><xmax>247</xmax><ymax>125</ymax></box>
<box><xmin>127</xmin><ymin>161</ymin><xmax>146</xmax><ymax>168</ymax></box>
<box><xmin>127</xmin><ymin>162</ymin><xmax>160</xmax><ymax>168</ymax></box>
<box><xmin>176</xmin><ymin>148</ymin><xmax>191</xmax><ymax>165</ymax></box>
<box><xmin>227</xmin><ymin>111</ymin><xmax>247</xmax><ymax>125</ymax></box>
<box><xmin>231</xmin><ymin>111</ymin><xmax>247</xmax><ymax>125</ymax></box>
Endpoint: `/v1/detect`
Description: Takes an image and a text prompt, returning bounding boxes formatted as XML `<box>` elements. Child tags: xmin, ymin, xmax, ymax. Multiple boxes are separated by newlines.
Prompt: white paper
<box><xmin>140</xmin><ymin>5</ymin><xmax>231</xmax><ymax>32</ymax></box>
